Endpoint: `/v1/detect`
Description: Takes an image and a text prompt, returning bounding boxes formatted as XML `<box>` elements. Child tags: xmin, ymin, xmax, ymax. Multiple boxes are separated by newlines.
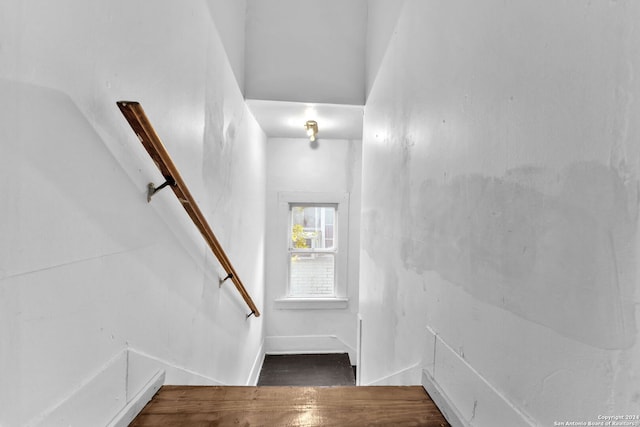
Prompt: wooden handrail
<box><xmin>117</xmin><ymin>101</ymin><xmax>260</xmax><ymax>318</ymax></box>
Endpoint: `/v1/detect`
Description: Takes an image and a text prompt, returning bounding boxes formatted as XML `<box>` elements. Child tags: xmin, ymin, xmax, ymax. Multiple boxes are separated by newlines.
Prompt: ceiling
<box><xmin>210</xmin><ymin>1</ymin><xmax>405</xmax><ymax>141</ymax></box>
<box><xmin>246</xmin><ymin>99</ymin><xmax>363</xmax><ymax>140</ymax></box>
<box><xmin>242</xmin><ymin>0</ymin><xmax>367</xmax><ymax>141</ymax></box>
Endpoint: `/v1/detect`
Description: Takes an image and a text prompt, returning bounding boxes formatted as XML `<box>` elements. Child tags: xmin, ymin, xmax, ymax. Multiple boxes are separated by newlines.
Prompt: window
<box><xmin>288</xmin><ymin>205</ymin><xmax>337</xmax><ymax>297</ymax></box>
<box><xmin>275</xmin><ymin>192</ymin><xmax>350</xmax><ymax>309</ymax></box>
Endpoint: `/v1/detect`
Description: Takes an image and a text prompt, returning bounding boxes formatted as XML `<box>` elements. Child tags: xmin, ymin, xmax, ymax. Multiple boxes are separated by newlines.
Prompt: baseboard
<box><xmin>128</xmin><ymin>348</ymin><xmax>225</xmax><ymax>385</ymax></box>
<box><xmin>247</xmin><ymin>340</ymin><xmax>265</xmax><ymax>385</ymax></box>
<box><xmin>423</xmin><ymin>327</ymin><xmax>535</xmax><ymax>426</ymax></box>
<box><xmin>26</xmin><ymin>350</ymin><xmax>129</xmax><ymax>427</ymax></box>
<box><xmin>356</xmin><ymin>315</ymin><xmax>363</xmax><ymax>386</ymax></box>
<box><xmin>264</xmin><ymin>334</ymin><xmax>356</xmax><ymax>365</ymax></box>
<box><xmin>364</xmin><ymin>362</ymin><xmax>422</xmax><ymax>386</ymax></box>
<box><xmin>107</xmin><ymin>369</ymin><xmax>164</xmax><ymax>427</ymax></box>
<box><xmin>422</xmin><ymin>370</ymin><xmax>466</xmax><ymax>427</ymax></box>
<box><xmin>25</xmin><ymin>347</ymin><xmax>228</xmax><ymax>427</ymax></box>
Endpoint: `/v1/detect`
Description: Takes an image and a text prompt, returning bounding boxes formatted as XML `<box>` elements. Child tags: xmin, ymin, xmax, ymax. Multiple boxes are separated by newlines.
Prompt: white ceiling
<box><xmin>246</xmin><ymin>99</ymin><xmax>364</xmax><ymax>140</ymax></box>
<box><xmin>243</xmin><ymin>0</ymin><xmax>367</xmax><ymax>141</ymax></box>
<box><xmin>244</xmin><ymin>0</ymin><xmax>367</xmax><ymax>105</ymax></box>
<box><xmin>210</xmin><ymin>1</ymin><xmax>404</xmax><ymax>142</ymax></box>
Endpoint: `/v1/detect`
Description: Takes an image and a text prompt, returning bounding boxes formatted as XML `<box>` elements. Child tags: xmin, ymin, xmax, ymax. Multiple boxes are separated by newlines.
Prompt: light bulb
<box><xmin>304</xmin><ymin>120</ymin><xmax>318</xmax><ymax>142</ymax></box>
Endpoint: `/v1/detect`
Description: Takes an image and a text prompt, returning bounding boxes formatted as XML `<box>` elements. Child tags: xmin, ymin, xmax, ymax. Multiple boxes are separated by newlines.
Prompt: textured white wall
<box><xmin>360</xmin><ymin>0</ymin><xmax>640</xmax><ymax>424</ymax></box>
<box><xmin>206</xmin><ymin>0</ymin><xmax>247</xmax><ymax>94</ymax></box>
<box><xmin>364</xmin><ymin>0</ymin><xmax>406</xmax><ymax>99</ymax></box>
<box><xmin>0</xmin><ymin>1</ymin><xmax>265</xmax><ymax>425</ymax></box>
<box><xmin>265</xmin><ymin>138</ymin><xmax>361</xmax><ymax>359</ymax></box>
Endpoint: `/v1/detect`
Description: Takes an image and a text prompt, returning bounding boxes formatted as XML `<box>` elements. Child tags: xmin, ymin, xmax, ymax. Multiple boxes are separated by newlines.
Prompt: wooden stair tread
<box><xmin>131</xmin><ymin>385</ymin><xmax>450</xmax><ymax>426</ymax></box>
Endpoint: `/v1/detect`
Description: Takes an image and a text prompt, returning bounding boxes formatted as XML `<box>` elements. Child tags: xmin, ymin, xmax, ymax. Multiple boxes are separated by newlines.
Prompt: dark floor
<box><xmin>257</xmin><ymin>353</ymin><xmax>356</xmax><ymax>386</ymax></box>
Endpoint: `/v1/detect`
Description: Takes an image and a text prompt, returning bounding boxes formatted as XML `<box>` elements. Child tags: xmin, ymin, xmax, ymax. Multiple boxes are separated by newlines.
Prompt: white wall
<box><xmin>245</xmin><ymin>0</ymin><xmax>367</xmax><ymax>105</ymax></box>
<box><xmin>206</xmin><ymin>0</ymin><xmax>247</xmax><ymax>94</ymax></box>
<box><xmin>265</xmin><ymin>137</ymin><xmax>361</xmax><ymax>361</ymax></box>
<box><xmin>364</xmin><ymin>0</ymin><xmax>406</xmax><ymax>99</ymax></box>
<box><xmin>0</xmin><ymin>1</ymin><xmax>266</xmax><ymax>425</ymax></box>
<box><xmin>360</xmin><ymin>0</ymin><xmax>640</xmax><ymax>425</ymax></box>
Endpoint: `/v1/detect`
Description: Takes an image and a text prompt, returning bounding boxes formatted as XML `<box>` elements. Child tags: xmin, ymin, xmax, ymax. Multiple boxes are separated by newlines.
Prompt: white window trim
<box><xmin>274</xmin><ymin>191</ymin><xmax>350</xmax><ymax>310</ymax></box>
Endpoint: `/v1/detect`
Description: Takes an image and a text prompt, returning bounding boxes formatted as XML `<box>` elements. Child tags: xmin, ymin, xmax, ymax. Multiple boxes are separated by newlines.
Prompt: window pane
<box><xmin>290</xmin><ymin>206</ymin><xmax>336</xmax><ymax>250</ymax></box>
<box><xmin>289</xmin><ymin>253</ymin><xmax>335</xmax><ymax>297</ymax></box>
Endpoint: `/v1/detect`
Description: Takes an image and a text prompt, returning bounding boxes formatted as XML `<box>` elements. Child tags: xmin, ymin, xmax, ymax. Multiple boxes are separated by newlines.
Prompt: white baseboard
<box><xmin>127</xmin><ymin>348</ymin><xmax>225</xmax><ymax>385</ymax></box>
<box><xmin>28</xmin><ymin>344</ymin><xmax>273</xmax><ymax>426</ymax></box>
<box><xmin>356</xmin><ymin>315</ymin><xmax>363</xmax><ymax>385</ymax></box>
<box><xmin>264</xmin><ymin>334</ymin><xmax>356</xmax><ymax>365</ymax></box>
<box><xmin>27</xmin><ymin>347</ymin><xmax>232</xmax><ymax>427</ymax></box>
<box><xmin>27</xmin><ymin>350</ymin><xmax>129</xmax><ymax>427</ymax></box>
<box><xmin>364</xmin><ymin>362</ymin><xmax>422</xmax><ymax>386</ymax></box>
<box><xmin>423</xmin><ymin>327</ymin><xmax>535</xmax><ymax>426</ymax></box>
<box><xmin>247</xmin><ymin>341</ymin><xmax>265</xmax><ymax>385</ymax></box>
<box><xmin>422</xmin><ymin>370</ymin><xmax>466</xmax><ymax>427</ymax></box>
<box><xmin>107</xmin><ymin>370</ymin><xmax>164</xmax><ymax>427</ymax></box>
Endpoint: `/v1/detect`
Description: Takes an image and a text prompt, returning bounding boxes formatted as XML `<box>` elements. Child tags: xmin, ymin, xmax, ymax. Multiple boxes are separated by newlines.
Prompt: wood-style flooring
<box><xmin>129</xmin><ymin>385</ymin><xmax>451</xmax><ymax>426</ymax></box>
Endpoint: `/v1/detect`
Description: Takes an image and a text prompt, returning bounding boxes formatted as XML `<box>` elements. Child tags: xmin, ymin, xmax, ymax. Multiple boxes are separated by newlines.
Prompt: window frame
<box><xmin>275</xmin><ymin>192</ymin><xmax>350</xmax><ymax>310</ymax></box>
<box><xmin>287</xmin><ymin>203</ymin><xmax>338</xmax><ymax>298</ymax></box>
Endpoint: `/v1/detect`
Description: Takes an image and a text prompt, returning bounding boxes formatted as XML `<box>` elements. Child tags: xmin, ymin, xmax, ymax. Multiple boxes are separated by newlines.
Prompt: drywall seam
<box><xmin>106</xmin><ymin>369</ymin><xmax>165</xmax><ymax>427</ymax></box>
<box><xmin>1</xmin><ymin>245</ymin><xmax>158</xmax><ymax>282</ymax></box>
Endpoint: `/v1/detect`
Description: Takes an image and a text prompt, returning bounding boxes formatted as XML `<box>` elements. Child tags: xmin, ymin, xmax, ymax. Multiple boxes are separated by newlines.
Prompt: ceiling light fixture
<box><xmin>304</xmin><ymin>120</ymin><xmax>318</xmax><ymax>142</ymax></box>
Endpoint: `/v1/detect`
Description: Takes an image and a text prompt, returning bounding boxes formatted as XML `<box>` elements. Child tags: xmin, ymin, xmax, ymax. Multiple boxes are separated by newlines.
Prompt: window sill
<box><xmin>274</xmin><ymin>297</ymin><xmax>349</xmax><ymax>310</ymax></box>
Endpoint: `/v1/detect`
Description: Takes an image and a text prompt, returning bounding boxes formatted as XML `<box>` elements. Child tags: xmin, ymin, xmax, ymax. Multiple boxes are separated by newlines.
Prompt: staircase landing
<box><xmin>130</xmin><ymin>385</ymin><xmax>450</xmax><ymax>426</ymax></box>
<box><xmin>258</xmin><ymin>353</ymin><xmax>355</xmax><ymax>386</ymax></box>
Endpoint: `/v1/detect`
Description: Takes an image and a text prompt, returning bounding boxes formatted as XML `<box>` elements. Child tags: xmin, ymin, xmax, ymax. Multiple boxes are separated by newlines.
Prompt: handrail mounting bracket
<box><xmin>147</xmin><ymin>177</ymin><xmax>176</xmax><ymax>202</ymax></box>
<box><xmin>219</xmin><ymin>273</ymin><xmax>233</xmax><ymax>288</ymax></box>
